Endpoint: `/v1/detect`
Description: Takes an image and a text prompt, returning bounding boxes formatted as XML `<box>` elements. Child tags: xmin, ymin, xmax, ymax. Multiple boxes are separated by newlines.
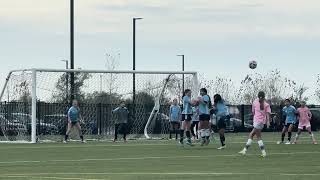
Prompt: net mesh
<box><xmin>0</xmin><ymin>70</ymin><xmax>198</xmax><ymax>142</ymax></box>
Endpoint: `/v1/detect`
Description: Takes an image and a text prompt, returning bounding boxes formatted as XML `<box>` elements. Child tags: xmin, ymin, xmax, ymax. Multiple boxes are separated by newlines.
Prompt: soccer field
<box><xmin>0</xmin><ymin>132</ymin><xmax>319</xmax><ymax>180</ymax></box>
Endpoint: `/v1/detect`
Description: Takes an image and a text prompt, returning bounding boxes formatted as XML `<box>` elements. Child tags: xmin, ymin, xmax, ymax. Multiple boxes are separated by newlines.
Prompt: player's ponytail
<box><xmin>258</xmin><ymin>91</ymin><xmax>265</xmax><ymax>110</ymax></box>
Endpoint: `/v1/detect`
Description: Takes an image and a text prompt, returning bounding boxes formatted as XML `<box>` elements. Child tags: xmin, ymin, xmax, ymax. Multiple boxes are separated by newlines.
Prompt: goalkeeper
<box><xmin>112</xmin><ymin>101</ymin><xmax>129</xmax><ymax>142</ymax></box>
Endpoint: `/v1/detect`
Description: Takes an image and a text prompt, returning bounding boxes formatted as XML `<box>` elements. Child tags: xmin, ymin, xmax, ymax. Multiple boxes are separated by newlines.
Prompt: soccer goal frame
<box><xmin>0</xmin><ymin>68</ymin><xmax>198</xmax><ymax>143</ymax></box>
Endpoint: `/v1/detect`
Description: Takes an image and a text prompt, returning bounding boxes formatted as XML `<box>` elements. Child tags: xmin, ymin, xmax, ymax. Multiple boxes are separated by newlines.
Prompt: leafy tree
<box><xmin>52</xmin><ymin>72</ymin><xmax>91</xmax><ymax>103</ymax></box>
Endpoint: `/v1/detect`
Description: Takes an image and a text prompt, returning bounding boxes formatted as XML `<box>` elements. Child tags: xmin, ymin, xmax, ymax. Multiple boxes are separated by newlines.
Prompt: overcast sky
<box><xmin>1</xmin><ymin>0</ymin><xmax>320</xmax><ymax>103</ymax></box>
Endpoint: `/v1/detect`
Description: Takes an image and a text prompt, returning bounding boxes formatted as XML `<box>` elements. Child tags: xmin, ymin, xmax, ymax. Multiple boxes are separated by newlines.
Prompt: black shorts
<box><xmin>284</xmin><ymin>123</ymin><xmax>294</xmax><ymax>128</ymax></box>
<box><xmin>191</xmin><ymin>121</ymin><xmax>199</xmax><ymax>126</ymax></box>
<box><xmin>199</xmin><ymin>114</ymin><xmax>210</xmax><ymax>121</ymax></box>
<box><xmin>217</xmin><ymin>115</ymin><xmax>230</xmax><ymax>129</ymax></box>
<box><xmin>181</xmin><ymin>114</ymin><xmax>192</xmax><ymax>121</ymax></box>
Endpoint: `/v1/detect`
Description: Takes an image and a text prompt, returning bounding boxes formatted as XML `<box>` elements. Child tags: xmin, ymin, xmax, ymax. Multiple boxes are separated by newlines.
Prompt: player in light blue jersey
<box><xmin>213</xmin><ymin>94</ymin><xmax>230</xmax><ymax>150</ymax></box>
<box><xmin>198</xmin><ymin>88</ymin><xmax>212</xmax><ymax>146</ymax></box>
<box><xmin>64</xmin><ymin>99</ymin><xmax>84</xmax><ymax>143</ymax></box>
<box><xmin>169</xmin><ymin>98</ymin><xmax>181</xmax><ymax>140</ymax></box>
<box><xmin>179</xmin><ymin>89</ymin><xmax>193</xmax><ymax>146</ymax></box>
<box><xmin>278</xmin><ymin>99</ymin><xmax>297</xmax><ymax>144</ymax></box>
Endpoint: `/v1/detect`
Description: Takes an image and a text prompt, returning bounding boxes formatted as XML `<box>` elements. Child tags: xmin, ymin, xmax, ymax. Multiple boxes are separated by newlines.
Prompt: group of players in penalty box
<box><xmin>168</xmin><ymin>88</ymin><xmax>317</xmax><ymax>157</ymax></box>
<box><xmin>64</xmin><ymin>88</ymin><xmax>317</xmax><ymax>157</ymax></box>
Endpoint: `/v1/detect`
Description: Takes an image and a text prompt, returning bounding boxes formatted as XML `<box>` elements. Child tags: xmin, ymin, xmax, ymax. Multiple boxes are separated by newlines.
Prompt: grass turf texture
<box><xmin>0</xmin><ymin>132</ymin><xmax>319</xmax><ymax>180</ymax></box>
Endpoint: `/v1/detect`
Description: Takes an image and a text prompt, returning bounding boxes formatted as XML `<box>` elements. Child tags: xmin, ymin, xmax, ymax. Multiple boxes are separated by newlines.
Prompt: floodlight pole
<box><xmin>177</xmin><ymin>55</ymin><xmax>185</xmax><ymax>93</ymax></box>
<box><xmin>61</xmin><ymin>60</ymin><xmax>69</xmax><ymax>101</ymax></box>
<box><xmin>70</xmin><ymin>0</ymin><xmax>75</xmax><ymax>103</ymax></box>
<box><xmin>133</xmin><ymin>17</ymin><xmax>143</xmax><ymax>120</ymax></box>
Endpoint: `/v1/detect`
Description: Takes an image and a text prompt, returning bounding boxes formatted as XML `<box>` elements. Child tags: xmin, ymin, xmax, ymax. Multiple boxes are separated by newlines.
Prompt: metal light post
<box><xmin>177</xmin><ymin>55</ymin><xmax>185</xmax><ymax>93</ymax></box>
<box><xmin>70</xmin><ymin>0</ymin><xmax>75</xmax><ymax>103</ymax></box>
<box><xmin>133</xmin><ymin>17</ymin><xmax>143</xmax><ymax>121</ymax></box>
<box><xmin>61</xmin><ymin>60</ymin><xmax>69</xmax><ymax>101</ymax></box>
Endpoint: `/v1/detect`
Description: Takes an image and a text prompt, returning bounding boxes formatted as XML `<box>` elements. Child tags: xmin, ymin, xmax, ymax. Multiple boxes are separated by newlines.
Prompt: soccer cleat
<box><xmin>292</xmin><ymin>141</ymin><xmax>297</xmax><ymax>144</ymax></box>
<box><xmin>285</xmin><ymin>141</ymin><xmax>291</xmax><ymax>145</ymax></box>
<box><xmin>313</xmin><ymin>141</ymin><xmax>318</xmax><ymax>145</ymax></box>
<box><xmin>81</xmin><ymin>140</ymin><xmax>86</xmax><ymax>143</ymax></box>
<box><xmin>185</xmin><ymin>139</ymin><xmax>194</xmax><ymax>146</ymax></box>
<box><xmin>277</xmin><ymin>141</ymin><xmax>283</xmax><ymax>144</ymax></box>
<box><xmin>63</xmin><ymin>140</ymin><xmax>67</xmax><ymax>144</ymax></box>
<box><xmin>238</xmin><ymin>149</ymin><xmax>247</xmax><ymax>155</ymax></box>
<box><xmin>217</xmin><ymin>145</ymin><xmax>226</xmax><ymax>150</ymax></box>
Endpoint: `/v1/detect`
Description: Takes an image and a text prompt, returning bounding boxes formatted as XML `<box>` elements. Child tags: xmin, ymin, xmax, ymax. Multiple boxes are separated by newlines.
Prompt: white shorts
<box><xmin>298</xmin><ymin>124</ymin><xmax>311</xmax><ymax>130</ymax></box>
<box><xmin>253</xmin><ymin>122</ymin><xmax>264</xmax><ymax>130</ymax></box>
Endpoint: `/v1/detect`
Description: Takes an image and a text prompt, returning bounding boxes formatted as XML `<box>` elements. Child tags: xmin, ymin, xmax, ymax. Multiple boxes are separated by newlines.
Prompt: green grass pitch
<box><xmin>0</xmin><ymin>132</ymin><xmax>319</xmax><ymax>180</ymax></box>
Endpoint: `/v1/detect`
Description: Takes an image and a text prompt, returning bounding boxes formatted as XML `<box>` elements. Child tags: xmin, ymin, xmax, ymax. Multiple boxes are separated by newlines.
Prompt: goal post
<box><xmin>0</xmin><ymin>68</ymin><xmax>198</xmax><ymax>143</ymax></box>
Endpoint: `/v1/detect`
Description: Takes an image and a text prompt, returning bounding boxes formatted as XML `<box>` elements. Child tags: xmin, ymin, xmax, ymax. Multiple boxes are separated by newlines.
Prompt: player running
<box><xmin>293</xmin><ymin>101</ymin><xmax>317</xmax><ymax>144</ymax></box>
<box><xmin>169</xmin><ymin>98</ymin><xmax>181</xmax><ymax>140</ymax></box>
<box><xmin>180</xmin><ymin>89</ymin><xmax>193</xmax><ymax>146</ymax></box>
<box><xmin>198</xmin><ymin>88</ymin><xmax>212</xmax><ymax>146</ymax></box>
<box><xmin>278</xmin><ymin>99</ymin><xmax>297</xmax><ymax>144</ymax></box>
<box><xmin>64</xmin><ymin>99</ymin><xmax>85</xmax><ymax>143</ymax></box>
<box><xmin>239</xmin><ymin>91</ymin><xmax>271</xmax><ymax>157</ymax></box>
<box><xmin>213</xmin><ymin>94</ymin><xmax>230</xmax><ymax>150</ymax></box>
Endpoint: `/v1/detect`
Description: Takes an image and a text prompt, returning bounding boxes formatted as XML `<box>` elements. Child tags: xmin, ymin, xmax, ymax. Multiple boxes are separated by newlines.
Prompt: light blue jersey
<box><xmin>170</xmin><ymin>105</ymin><xmax>181</xmax><ymax>122</ymax></box>
<box><xmin>199</xmin><ymin>95</ymin><xmax>210</xmax><ymax>115</ymax></box>
<box><xmin>215</xmin><ymin>101</ymin><xmax>229</xmax><ymax>117</ymax></box>
<box><xmin>68</xmin><ymin>106</ymin><xmax>80</xmax><ymax>122</ymax></box>
<box><xmin>283</xmin><ymin>105</ymin><xmax>297</xmax><ymax>124</ymax></box>
<box><xmin>182</xmin><ymin>96</ymin><xmax>192</xmax><ymax>114</ymax></box>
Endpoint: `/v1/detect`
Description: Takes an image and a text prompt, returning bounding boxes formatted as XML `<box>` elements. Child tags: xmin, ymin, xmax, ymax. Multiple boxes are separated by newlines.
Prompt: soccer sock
<box><xmin>80</xmin><ymin>135</ymin><xmax>84</xmax><ymax>141</ymax></box>
<box><xmin>245</xmin><ymin>139</ymin><xmax>253</xmax><ymax>150</ymax></box>
<box><xmin>294</xmin><ymin>134</ymin><xmax>299</xmax><ymax>141</ymax></box>
<box><xmin>64</xmin><ymin>135</ymin><xmax>69</xmax><ymax>141</ymax></box>
<box><xmin>200</xmin><ymin>129</ymin><xmax>205</xmax><ymax>139</ymax></box>
<box><xmin>186</xmin><ymin>131</ymin><xmax>191</xmax><ymax>140</ymax></box>
<box><xmin>123</xmin><ymin>133</ymin><xmax>127</xmax><ymax>140</ymax></box>
<box><xmin>220</xmin><ymin>135</ymin><xmax>225</xmax><ymax>146</ymax></box>
<box><xmin>310</xmin><ymin>133</ymin><xmax>315</xmax><ymax>141</ymax></box>
<box><xmin>180</xmin><ymin>129</ymin><xmax>184</xmax><ymax>142</ymax></box>
<box><xmin>288</xmin><ymin>132</ymin><xmax>292</xmax><ymax>141</ymax></box>
<box><xmin>205</xmin><ymin>129</ymin><xmax>210</xmax><ymax>140</ymax></box>
<box><xmin>169</xmin><ymin>130</ymin><xmax>173</xmax><ymax>139</ymax></box>
<box><xmin>258</xmin><ymin>140</ymin><xmax>265</xmax><ymax>151</ymax></box>
<box><xmin>175</xmin><ymin>129</ymin><xmax>179</xmax><ymax>140</ymax></box>
<box><xmin>281</xmin><ymin>133</ymin><xmax>285</xmax><ymax>142</ymax></box>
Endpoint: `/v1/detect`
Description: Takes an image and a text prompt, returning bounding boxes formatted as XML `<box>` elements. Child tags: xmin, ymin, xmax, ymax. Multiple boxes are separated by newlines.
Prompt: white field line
<box><xmin>3</xmin><ymin>176</ymin><xmax>104</xmax><ymax>180</ymax></box>
<box><xmin>0</xmin><ymin>139</ymin><xmax>317</xmax><ymax>150</ymax></box>
<box><xmin>2</xmin><ymin>172</ymin><xmax>320</xmax><ymax>177</ymax></box>
<box><xmin>0</xmin><ymin>151</ymin><xmax>319</xmax><ymax>164</ymax></box>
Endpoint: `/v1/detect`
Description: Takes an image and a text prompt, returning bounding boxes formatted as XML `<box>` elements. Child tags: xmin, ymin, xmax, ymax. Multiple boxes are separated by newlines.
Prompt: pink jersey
<box><xmin>297</xmin><ymin>107</ymin><xmax>312</xmax><ymax>127</ymax></box>
<box><xmin>252</xmin><ymin>99</ymin><xmax>271</xmax><ymax>124</ymax></box>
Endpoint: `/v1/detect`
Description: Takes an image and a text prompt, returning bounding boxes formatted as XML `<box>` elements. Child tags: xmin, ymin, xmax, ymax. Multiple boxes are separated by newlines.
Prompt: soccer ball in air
<box><xmin>249</xmin><ymin>60</ymin><xmax>257</xmax><ymax>69</ymax></box>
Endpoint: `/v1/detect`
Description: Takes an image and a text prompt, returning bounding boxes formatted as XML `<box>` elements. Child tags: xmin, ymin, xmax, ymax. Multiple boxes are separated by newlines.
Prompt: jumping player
<box><xmin>180</xmin><ymin>89</ymin><xmax>193</xmax><ymax>146</ymax></box>
<box><xmin>213</xmin><ymin>94</ymin><xmax>230</xmax><ymax>150</ymax></box>
<box><xmin>64</xmin><ymin>99</ymin><xmax>85</xmax><ymax>143</ymax></box>
<box><xmin>293</xmin><ymin>101</ymin><xmax>317</xmax><ymax>144</ymax></box>
<box><xmin>169</xmin><ymin>98</ymin><xmax>181</xmax><ymax>140</ymax></box>
<box><xmin>198</xmin><ymin>88</ymin><xmax>212</xmax><ymax>146</ymax></box>
<box><xmin>191</xmin><ymin>106</ymin><xmax>199</xmax><ymax>141</ymax></box>
<box><xmin>112</xmin><ymin>101</ymin><xmax>129</xmax><ymax>142</ymax></box>
<box><xmin>239</xmin><ymin>91</ymin><xmax>271</xmax><ymax>157</ymax></box>
<box><xmin>278</xmin><ymin>99</ymin><xmax>297</xmax><ymax>144</ymax></box>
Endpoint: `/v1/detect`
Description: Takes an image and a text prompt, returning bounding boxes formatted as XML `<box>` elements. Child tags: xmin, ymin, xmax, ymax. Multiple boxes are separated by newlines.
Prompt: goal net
<box><xmin>0</xmin><ymin>69</ymin><xmax>198</xmax><ymax>143</ymax></box>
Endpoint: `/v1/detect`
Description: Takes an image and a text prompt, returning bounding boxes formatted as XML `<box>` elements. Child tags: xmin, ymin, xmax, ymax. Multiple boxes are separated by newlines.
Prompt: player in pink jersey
<box><xmin>293</xmin><ymin>101</ymin><xmax>317</xmax><ymax>144</ymax></box>
<box><xmin>239</xmin><ymin>91</ymin><xmax>271</xmax><ymax>157</ymax></box>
